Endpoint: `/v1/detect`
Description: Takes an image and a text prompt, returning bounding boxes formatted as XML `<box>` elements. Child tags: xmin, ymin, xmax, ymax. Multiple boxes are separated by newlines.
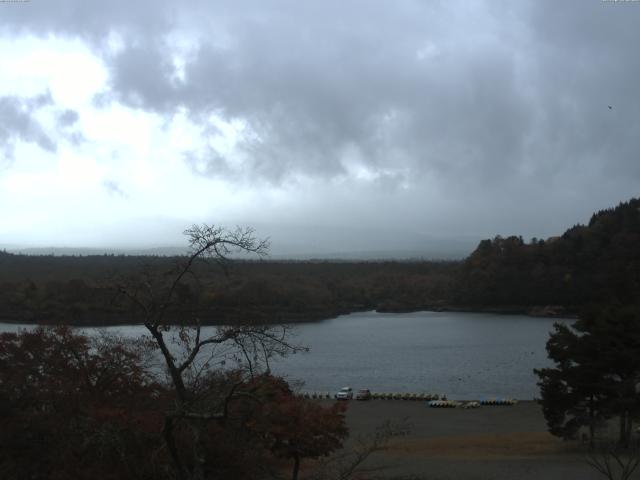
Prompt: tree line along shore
<box><xmin>1</xmin><ymin>198</ymin><xmax>639</xmax><ymax>326</ymax></box>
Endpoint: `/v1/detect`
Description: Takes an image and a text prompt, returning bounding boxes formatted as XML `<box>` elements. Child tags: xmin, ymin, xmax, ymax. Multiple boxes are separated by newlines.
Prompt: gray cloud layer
<box><xmin>2</xmin><ymin>0</ymin><xmax>639</xmax><ymax>243</ymax></box>
<box><xmin>0</xmin><ymin>92</ymin><xmax>57</xmax><ymax>165</ymax></box>
<box><xmin>57</xmin><ymin>109</ymin><xmax>79</xmax><ymax>128</ymax></box>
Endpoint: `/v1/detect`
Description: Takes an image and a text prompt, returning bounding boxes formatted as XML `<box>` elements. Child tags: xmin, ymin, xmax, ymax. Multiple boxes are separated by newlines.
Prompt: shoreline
<box><xmin>0</xmin><ymin>304</ymin><xmax>577</xmax><ymax>328</ymax></box>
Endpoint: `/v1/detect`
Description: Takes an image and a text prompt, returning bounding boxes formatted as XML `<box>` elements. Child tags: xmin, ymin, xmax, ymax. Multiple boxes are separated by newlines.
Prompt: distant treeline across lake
<box><xmin>1</xmin><ymin>198</ymin><xmax>639</xmax><ymax>326</ymax></box>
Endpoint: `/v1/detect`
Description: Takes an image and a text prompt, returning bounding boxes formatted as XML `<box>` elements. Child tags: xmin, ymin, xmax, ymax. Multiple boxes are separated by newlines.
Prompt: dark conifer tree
<box><xmin>535</xmin><ymin>305</ymin><xmax>640</xmax><ymax>446</ymax></box>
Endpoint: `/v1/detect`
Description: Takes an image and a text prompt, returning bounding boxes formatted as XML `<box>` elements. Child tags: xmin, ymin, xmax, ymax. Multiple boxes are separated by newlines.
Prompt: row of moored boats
<box><xmin>297</xmin><ymin>391</ymin><xmax>519</xmax><ymax>405</ymax></box>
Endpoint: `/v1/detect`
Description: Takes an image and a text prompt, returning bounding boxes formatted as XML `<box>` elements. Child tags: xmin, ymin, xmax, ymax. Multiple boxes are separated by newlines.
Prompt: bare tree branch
<box><xmin>310</xmin><ymin>420</ymin><xmax>411</xmax><ymax>480</ymax></box>
<box><xmin>586</xmin><ymin>441</ymin><xmax>640</xmax><ymax>480</ymax></box>
<box><xmin>112</xmin><ymin>223</ymin><xmax>301</xmax><ymax>480</ymax></box>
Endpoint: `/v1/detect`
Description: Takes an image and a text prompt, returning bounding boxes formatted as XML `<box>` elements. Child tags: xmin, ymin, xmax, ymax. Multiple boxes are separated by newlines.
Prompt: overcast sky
<box><xmin>1</xmin><ymin>0</ymin><xmax>639</xmax><ymax>256</ymax></box>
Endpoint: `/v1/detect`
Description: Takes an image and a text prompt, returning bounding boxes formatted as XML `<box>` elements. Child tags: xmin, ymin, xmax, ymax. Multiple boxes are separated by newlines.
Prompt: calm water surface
<box><xmin>0</xmin><ymin>311</ymin><xmax>570</xmax><ymax>399</ymax></box>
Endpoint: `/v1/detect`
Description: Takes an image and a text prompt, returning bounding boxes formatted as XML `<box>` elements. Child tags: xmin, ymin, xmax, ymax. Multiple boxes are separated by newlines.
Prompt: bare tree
<box><xmin>117</xmin><ymin>224</ymin><xmax>301</xmax><ymax>480</ymax></box>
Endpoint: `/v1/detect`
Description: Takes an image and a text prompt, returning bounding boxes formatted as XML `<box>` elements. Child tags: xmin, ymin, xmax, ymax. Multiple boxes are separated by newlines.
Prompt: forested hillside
<box><xmin>455</xmin><ymin>198</ymin><xmax>640</xmax><ymax>312</ymax></box>
<box><xmin>0</xmin><ymin>254</ymin><xmax>456</xmax><ymax>325</ymax></box>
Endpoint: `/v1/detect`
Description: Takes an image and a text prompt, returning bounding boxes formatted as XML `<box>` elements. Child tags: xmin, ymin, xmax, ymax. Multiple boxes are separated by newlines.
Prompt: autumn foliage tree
<box><xmin>0</xmin><ymin>329</ymin><xmax>350</xmax><ymax>480</ymax></box>
<box><xmin>0</xmin><ymin>326</ymin><xmax>165</xmax><ymax>480</ymax></box>
<box><xmin>267</xmin><ymin>398</ymin><xmax>348</xmax><ymax>480</ymax></box>
<box><xmin>233</xmin><ymin>375</ymin><xmax>348</xmax><ymax>480</ymax></box>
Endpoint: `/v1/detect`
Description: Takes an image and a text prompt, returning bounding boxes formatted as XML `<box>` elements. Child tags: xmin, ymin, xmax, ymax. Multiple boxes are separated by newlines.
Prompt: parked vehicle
<box><xmin>355</xmin><ymin>389</ymin><xmax>372</xmax><ymax>400</ymax></box>
<box><xmin>335</xmin><ymin>386</ymin><xmax>353</xmax><ymax>400</ymax></box>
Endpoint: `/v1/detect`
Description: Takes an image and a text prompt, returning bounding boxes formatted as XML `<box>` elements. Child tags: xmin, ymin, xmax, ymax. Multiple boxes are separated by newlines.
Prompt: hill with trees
<box><xmin>455</xmin><ymin>198</ymin><xmax>640</xmax><ymax>315</ymax></box>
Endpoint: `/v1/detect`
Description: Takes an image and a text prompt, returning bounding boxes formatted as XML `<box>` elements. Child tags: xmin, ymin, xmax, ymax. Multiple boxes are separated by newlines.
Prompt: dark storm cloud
<box><xmin>107</xmin><ymin>44</ymin><xmax>180</xmax><ymax>111</ymax></box>
<box><xmin>182</xmin><ymin>0</ymin><xmax>637</xmax><ymax>235</ymax></box>
<box><xmin>91</xmin><ymin>1</ymin><xmax>640</xmax><ymax>190</ymax></box>
<box><xmin>2</xmin><ymin>0</ymin><xmax>640</xmax><ymax>237</ymax></box>
<box><xmin>0</xmin><ymin>93</ymin><xmax>57</xmax><ymax>163</ymax></box>
<box><xmin>524</xmin><ymin>1</ymin><xmax>640</xmax><ymax>182</ymax></box>
<box><xmin>0</xmin><ymin>0</ymin><xmax>169</xmax><ymax>43</ymax></box>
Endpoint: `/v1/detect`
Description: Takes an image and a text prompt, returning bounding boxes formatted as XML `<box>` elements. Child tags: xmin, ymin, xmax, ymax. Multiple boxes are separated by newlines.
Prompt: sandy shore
<box><xmin>324</xmin><ymin>399</ymin><xmax>604</xmax><ymax>480</ymax></box>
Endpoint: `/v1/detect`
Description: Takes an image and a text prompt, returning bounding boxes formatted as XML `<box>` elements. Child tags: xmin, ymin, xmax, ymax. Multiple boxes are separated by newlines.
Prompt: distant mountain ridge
<box><xmin>3</xmin><ymin>246</ymin><xmax>190</xmax><ymax>257</ymax></box>
<box><xmin>3</xmin><ymin>236</ymin><xmax>480</xmax><ymax>261</ymax></box>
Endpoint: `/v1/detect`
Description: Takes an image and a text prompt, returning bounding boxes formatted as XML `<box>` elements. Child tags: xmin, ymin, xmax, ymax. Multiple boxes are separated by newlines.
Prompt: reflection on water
<box><xmin>0</xmin><ymin>310</ymin><xmax>570</xmax><ymax>399</ymax></box>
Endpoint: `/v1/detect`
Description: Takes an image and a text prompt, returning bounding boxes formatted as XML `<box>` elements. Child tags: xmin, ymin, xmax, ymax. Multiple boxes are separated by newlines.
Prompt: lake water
<box><xmin>0</xmin><ymin>311</ymin><xmax>570</xmax><ymax>399</ymax></box>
